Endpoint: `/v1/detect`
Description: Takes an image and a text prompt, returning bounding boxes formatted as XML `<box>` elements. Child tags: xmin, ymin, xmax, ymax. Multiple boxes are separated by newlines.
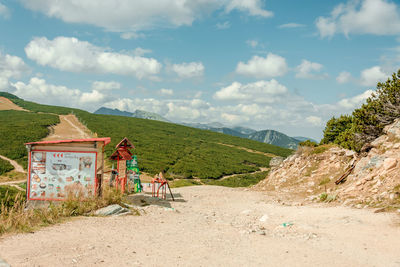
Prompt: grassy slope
<box><xmin>0</xmin><ymin>110</ymin><xmax>59</xmax><ymax>169</ymax></box>
<box><xmin>2</xmin><ymin>93</ymin><xmax>293</xmax><ymax>179</ymax></box>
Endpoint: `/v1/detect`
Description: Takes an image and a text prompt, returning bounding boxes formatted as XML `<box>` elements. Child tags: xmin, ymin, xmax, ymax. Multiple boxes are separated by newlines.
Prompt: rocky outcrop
<box><xmin>256</xmin><ymin>119</ymin><xmax>400</xmax><ymax>209</ymax></box>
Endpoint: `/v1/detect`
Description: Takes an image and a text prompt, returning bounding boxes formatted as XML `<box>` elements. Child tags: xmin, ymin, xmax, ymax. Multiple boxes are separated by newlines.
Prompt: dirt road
<box><xmin>0</xmin><ymin>155</ymin><xmax>25</xmax><ymax>173</ymax></box>
<box><xmin>0</xmin><ymin>186</ymin><xmax>399</xmax><ymax>267</ymax></box>
<box><xmin>0</xmin><ymin>97</ymin><xmax>25</xmax><ymax>111</ymax></box>
<box><xmin>44</xmin><ymin>114</ymin><xmax>93</xmax><ymax>140</ymax></box>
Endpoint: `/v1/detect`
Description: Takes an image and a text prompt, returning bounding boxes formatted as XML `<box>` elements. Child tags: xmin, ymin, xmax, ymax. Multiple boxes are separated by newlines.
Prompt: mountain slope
<box><xmin>1</xmin><ymin>92</ymin><xmax>292</xmax><ymax>179</ymax></box>
<box><xmin>248</xmin><ymin>130</ymin><xmax>300</xmax><ymax>149</ymax></box>
<box><xmin>94</xmin><ymin>107</ymin><xmax>133</xmax><ymax>117</ymax></box>
<box><xmin>94</xmin><ymin>107</ymin><xmax>169</xmax><ymax>122</ymax></box>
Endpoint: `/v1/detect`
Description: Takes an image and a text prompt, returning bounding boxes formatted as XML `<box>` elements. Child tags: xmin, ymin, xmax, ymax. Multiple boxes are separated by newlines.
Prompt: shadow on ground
<box><xmin>125</xmin><ymin>191</ymin><xmax>186</xmax><ymax>208</ymax></box>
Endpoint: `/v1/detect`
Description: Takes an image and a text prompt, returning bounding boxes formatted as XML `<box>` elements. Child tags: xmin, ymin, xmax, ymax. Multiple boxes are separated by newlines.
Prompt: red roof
<box><xmin>115</xmin><ymin>137</ymin><xmax>135</xmax><ymax>149</ymax></box>
<box><xmin>110</xmin><ymin>148</ymin><xmax>132</xmax><ymax>160</ymax></box>
<box><xmin>25</xmin><ymin>137</ymin><xmax>111</xmax><ymax>146</ymax></box>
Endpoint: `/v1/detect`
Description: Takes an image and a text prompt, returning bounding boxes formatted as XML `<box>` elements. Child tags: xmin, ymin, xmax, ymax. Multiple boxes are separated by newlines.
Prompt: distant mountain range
<box><xmin>94</xmin><ymin>107</ymin><xmax>316</xmax><ymax>149</ymax></box>
<box><xmin>94</xmin><ymin>107</ymin><xmax>170</xmax><ymax>122</ymax></box>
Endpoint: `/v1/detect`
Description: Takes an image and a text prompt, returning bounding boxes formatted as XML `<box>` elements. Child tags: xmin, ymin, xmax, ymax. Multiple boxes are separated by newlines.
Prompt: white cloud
<box><xmin>278</xmin><ymin>23</ymin><xmax>305</xmax><ymax>29</ymax></box>
<box><xmin>316</xmin><ymin>0</ymin><xmax>400</xmax><ymax>38</ymax></box>
<box><xmin>336</xmin><ymin>71</ymin><xmax>353</xmax><ymax>84</ymax></box>
<box><xmin>214</xmin><ymin>80</ymin><xmax>288</xmax><ymax>103</ymax></box>
<box><xmin>0</xmin><ymin>52</ymin><xmax>30</xmax><ymax>91</ymax></box>
<box><xmin>360</xmin><ymin>66</ymin><xmax>389</xmax><ymax>86</ymax></box>
<box><xmin>91</xmin><ymin>81</ymin><xmax>121</xmax><ymax>91</ymax></box>
<box><xmin>216</xmin><ymin>21</ymin><xmax>231</xmax><ymax>29</ymax></box>
<box><xmin>337</xmin><ymin>89</ymin><xmax>374</xmax><ymax>109</ymax></box>
<box><xmin>0</xmin><ymin>3</ymin><xmax>10</xmax><ymax>19</ymax></box>
<box><xmin>295</xmin><ymin>59</ymin><xmax>328</xmax><ymax>79</ymax></box>
<box><xmin>133</xmin><ymin>47</ymin><xmax>152</xmax><ymax>56</ymax></box>
<box><xmin>25</xmin><ymin>36</ymin><xmax>162</xmax><ymax>79</ymax></box>
<box><xmin>12</xmin><ymin>77</ymin><xmax>110</xmax><ymax>110</ymax></box>
<box><xmin>20</xmin><ymin>0</ymin><xmax>272</xmax><ymax>33</ymax></box>
<box><xmin>225</xmin><ymin>0</ymin><xmax>273</xmax><ymax>17</ymax></box>
<box><xmin>171</xmin><ymin>62</ymin><xmax>204</xmax><ymax>79</ymax></box>
<box><xmin>236</xmin><ymin>53</ymin><xmax>288</xmax><ymax>78</ymax></box>
<box><xmin>246</xmin><ymin>40</ymin><xmax>258</xmax><ymax>48</ymax></box>
<box><xmin>306</xmin><ymin>116</ymin><xmax>322</xmax><ymax>126</ymax></box>
<box><xmin>120</xmin><ymin>32</ymin><xmax>145</xmax><ymax>40</ymax></box>
<box><xmin>159</xmin><ymin>88</ymin><xmax>174</xmax><ymax>96</ymax></box>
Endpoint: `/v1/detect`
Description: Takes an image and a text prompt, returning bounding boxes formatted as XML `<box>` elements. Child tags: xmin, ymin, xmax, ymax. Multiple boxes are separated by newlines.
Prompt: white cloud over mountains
<box><xmin>25</xmin><ymin>37</ymin><xmax>162</xmax><ymax>79</ymax></box>
<box><xmin>0</xmin><ymin>52</ymin><xmax>30</xmax><ymax>91</ymax></box>
<box><xmin>316</xmin><ymin>0</ymin><xmax>400</xmax><ymax>38</ymax></box>
<box><xmin>20</xmin><ymin>0</ymin><xmax>272</xmax><ymax>34</ymax></box>
<box><xmin>235</xmin><ymin>53</ymin><xmax>288</xmax><ymax>78</ymax></box>
<box><xmin>12</xmin><ymin>77</ymin><xmax>110</xmax><ymax>110</ymax></box>
<box><xmin>91</xmin><ymin>81</ymin><xmax>121</xmax><ymax>91</ymax></box>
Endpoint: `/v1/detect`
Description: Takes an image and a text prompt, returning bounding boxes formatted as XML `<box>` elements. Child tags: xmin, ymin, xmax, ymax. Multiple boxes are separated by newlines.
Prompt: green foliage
<box><xmin>321</xmin><ymin>70</ymin><xmax>400</xmax><ymax>151</ymax></box>
<box><xmin>0</xmin><ymin>110</ymin><xmax>59</xmax><ymax>168</ymax></box>
<box><xmin>0</xmin><ymin>92</ymin><xmax>291</xmax><ymax>179</ymax></box>
<box><xmin>0</xmin><ymin>158</ymin><xmax>14</xmax><ymax>175</ymax></box>
<box><xmin>73</xmin><ymin>111</ymin><xmax>287</xmax><ymax>178</ymax></box>
<box><xmin>169</xmin><ymin>179</ymin><xmax>202</xmax><ymax>188</ymax></box>
<box><xmin>202</xmin><ymin>171</ymin><xmax>269</xmax><ymax>187</ymax></box>
<box><xmin>299</xmin><ymin>140</ymin><xmax>318</xmax><ymax>147</ymax></box>
<box><xmin>0</xmin><ymin>92</ymin><xmax>20</xmax><ymax>100</ymax></box>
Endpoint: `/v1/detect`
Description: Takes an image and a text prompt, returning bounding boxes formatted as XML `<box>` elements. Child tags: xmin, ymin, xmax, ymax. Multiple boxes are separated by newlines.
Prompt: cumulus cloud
<box><xmin>12</xmin><ymin>77</ymin><xmax>110</xmax><ymax>110</ymax></box>
<box><xmin>91</xmin><ymin>81</ymin><xmax>121</xmax><ymax>91</ymax></box>
<box><xmin>0</xmin><ymin>52</ymin><xmax>30</xmax><ymax>91</ymax></box>
<box><xmin>316</xmin><ymin>0</ymin><xmax>400</xmax><ymax>38</ymax></box>
<box><xmin>25</xmin><ymin>36</ymin><xmax>162</xmax><ymax>79</ymax></box>
<box><xmin>214</xmin><ymin>80</ymin><xmax>288</xmax><ymax>103</ymax></box>
<box><xmin>278</xmin><ymin>23</ymin><xmax>305</xmax><ymax>29</ymax></box>
<box><xmin>236</xmin><ymin>53</ymin><xmax>288</xmax><ymax>78</ymax></box>
<box><xmin>337</xmin><ymin>89</ymin><xmax>374</xmax><ymax>109</ymax></box>
<box><xmin>336</xmin><ymin>71</ymin><xmax>353</xmax><ymax>84</ymax></box>
<box><xmin>159</xmin><ymin>88</ymin><xmax>174</xmax><ymax>96</ymax></box>
<box><xmin>295</xmin><ymin>60</ymin><xmax>328</xmax><ymax>79</ymax></box>
<box><xmin>171</xmin><ymin>62</ymin><xmax>204</xmax><ymax>79</ymax></box>
<box><xmin>20</xmin><ymin>0</ymin><xmax>272</xmax><ymax>33</ymax></box>
<box><xmin>0</xmin><ymin>3</ymin><xmax>10</xmax><ymax>19</ymax></box>
<box><xmin>360</xmin><ymin>66</ymin><xmax>389</xmax><ymax>86</ymax></box>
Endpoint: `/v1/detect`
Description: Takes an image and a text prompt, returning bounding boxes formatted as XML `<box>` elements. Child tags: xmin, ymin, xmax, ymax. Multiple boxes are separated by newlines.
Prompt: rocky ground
<box><xmin>256</xmin><ymin>119</ymin><xmax>400</xmax><ymax>209</ymax></box>
<box><xmin>0</xmin><ymin>186</ymin><xmax>399</xmax><ymax>267</ymax></box>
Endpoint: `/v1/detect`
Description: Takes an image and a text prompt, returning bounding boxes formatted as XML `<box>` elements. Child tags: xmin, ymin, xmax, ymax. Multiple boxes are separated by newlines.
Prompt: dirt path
<box><xmin>0</xmin><ymin>186</ymin><xmax>399</xmax><ymax>267</ymax></box>
<box><xmin>0</xmin><ymin>97</ymin><xmax>26</xmax><ymax>111</ymax></box>
<box><xmin>44</xmin><ymin>114</ymin><xmax>93</xmax><ymax>140</ymax></box>
<box><xmin>219</xmin><ymin>143</ymin><xmax>278</xmax><ymax>158</ymax></box>
<box><xmin>0</xmin><ymin>155</ymin><xmax>25</xmax><ymax>173</ymax></box>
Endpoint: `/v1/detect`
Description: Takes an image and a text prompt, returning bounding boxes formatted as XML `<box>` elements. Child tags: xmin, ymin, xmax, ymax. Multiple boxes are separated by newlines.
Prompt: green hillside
<box><xmin>0</xmin><ymin>110</ymin><xmax>59</xmax><ymax>169</ymax></box>
<box><xmin>1</xmin><ymin>93</ymin><xmax>292</xmax><ymax>179</ymax></box>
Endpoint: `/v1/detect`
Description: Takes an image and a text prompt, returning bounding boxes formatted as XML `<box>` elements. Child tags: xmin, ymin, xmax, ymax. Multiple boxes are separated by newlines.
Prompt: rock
<box><xmin>0</xmin><ymin>258</ymin><xmax>10</xmax><ymax>267</ymax></box>
<box><xmin>270</xmin><ymin>156</ymin><xmax>284</xmax><ymax>167</ymax></box>
<box><xmin>94</xmin><ymin>204</ymin><xmax>130</xmax><ymax>216</ymax></box>
<box><xmin>256</xmin><ymin>230</ymin><xmax>266</xmax><ymax>235</ymax></box>
<box><xmin>355</xmin><ymin>204</ymin><xmax>363</xmax><ymax>209</ymax></box>
<box><xmin>345</xmin><ymin>150</ymin><xmax>356</xmax><ymax>157</ymax></box>
<box><xmin>393</xmin><ymin>143</ymin><xmax>400</xmax><ymax>149</ymax></box>
<box><xmin>259</xmin><ymin>214</ymin><xmax>269</xmax><ymax>222</ymax></box>
<box><xmin>383</xmin><ymin>158</ymin><xmax>397</xmax><ymax>171</ymax></box>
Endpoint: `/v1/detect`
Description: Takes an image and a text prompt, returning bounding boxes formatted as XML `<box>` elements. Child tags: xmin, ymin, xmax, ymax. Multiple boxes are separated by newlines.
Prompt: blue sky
<box><xmin>1</xmin><ymin>0</ymin><xmax>400</xmax><ymax>140</ymax></box>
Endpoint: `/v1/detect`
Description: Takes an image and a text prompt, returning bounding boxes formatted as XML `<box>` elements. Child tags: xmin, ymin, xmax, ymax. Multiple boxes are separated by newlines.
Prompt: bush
<box><xmin>299</xmin><ymin>140</ymin><xmax>318</xmax><ymax>147</ymax></box>
<box><xmin>321</xmin><ymin>70</ymin><xmax>400</xmax><ymax>151</ymax></box>
<box><xmin>0</xmin><ymin>158</ymin><xmax>14</xmax><ymax>175</ymax></box>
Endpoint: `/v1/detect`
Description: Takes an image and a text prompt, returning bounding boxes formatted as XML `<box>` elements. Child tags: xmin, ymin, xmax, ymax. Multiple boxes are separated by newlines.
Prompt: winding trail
<box><xmin>0</xmin><ymin>155</ymin><xmax>25</xmax><ymax>173</ymax></box>
<box><xmin>44</xmin><ymin>114</ymin><xmax>93</xmax><ymax>141</ymax></box>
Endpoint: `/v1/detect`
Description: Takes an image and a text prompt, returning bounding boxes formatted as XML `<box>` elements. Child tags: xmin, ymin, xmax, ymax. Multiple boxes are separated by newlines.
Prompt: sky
<box><xmin>1</xmin><ymin>0</ymin><xmax>400</xmax><ymax>140</ymax></box>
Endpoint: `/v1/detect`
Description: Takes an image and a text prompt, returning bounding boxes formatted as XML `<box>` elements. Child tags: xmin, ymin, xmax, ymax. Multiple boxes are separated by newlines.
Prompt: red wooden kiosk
<box><xmin>109</xmin><ymin>137</ymin><xmax>134</xmax><ymax>192</ymax></box>
<box><xmin>25</xmin><ymin>137</ymin><xmax>111</xmax><ymax>202</ymax></box>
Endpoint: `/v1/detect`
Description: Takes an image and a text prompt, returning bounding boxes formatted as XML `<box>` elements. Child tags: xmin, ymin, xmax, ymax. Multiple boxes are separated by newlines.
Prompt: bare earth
<box><xmin>0</xmin><ymin>186</ymin><xmax>399</xmax><ymax>267</ymax></box>
<box><xmin>0</xmin><ymin>97</ymin><xmax>25</xmax><ymax>111</ymax></box>
<box><xmin>44</xmin><ymin>114</ymin><xmax>93</xmax><ymax>140</ymax></box>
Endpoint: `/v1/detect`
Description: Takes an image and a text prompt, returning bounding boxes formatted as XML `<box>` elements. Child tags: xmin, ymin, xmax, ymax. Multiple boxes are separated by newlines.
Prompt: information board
<box><xmin>28</xmin><ymin>150</ymin><xmax>97</xmax><ymax>201</ymax></box>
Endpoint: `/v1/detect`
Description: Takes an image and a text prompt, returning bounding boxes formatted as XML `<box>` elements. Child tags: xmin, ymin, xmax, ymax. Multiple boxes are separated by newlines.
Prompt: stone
<box><xmin>383</xmin><ymin>158</ymin><xmax>397</xmax><ymax>171</ymax></box>
<box><xmin>393</xmin><ymin>143</ymin><xmax>400</xmax><ymax>149</ymax></box>
<box><xmin>259</xmin><ymin>214</ymin><xmax>269</xmax><ymax>222</ymax></box>
<box><xmin>94</xmin><ymin>204</ymin><xmax>130</xmax><ymax>216</ymax></box>
<box><xmin>345</xmin><ymin>150</ymin><xmax>356</xmax><ymax>157</ymax></box>
<box><xmin>270</xmin><ymin>156</ymin><xmax>284</xmax><ymax>167</ymax></box>
<box><xmin>256</xmin><ymin>230</ymin><xmax>266</xmax><ymax>235</ymax></box>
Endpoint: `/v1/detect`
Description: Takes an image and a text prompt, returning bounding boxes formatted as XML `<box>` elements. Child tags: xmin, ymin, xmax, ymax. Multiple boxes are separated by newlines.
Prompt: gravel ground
<box><xmin>0</xmin><ymin>186</ymin><xmax>399</xmax><ymax>267</ymax></box>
